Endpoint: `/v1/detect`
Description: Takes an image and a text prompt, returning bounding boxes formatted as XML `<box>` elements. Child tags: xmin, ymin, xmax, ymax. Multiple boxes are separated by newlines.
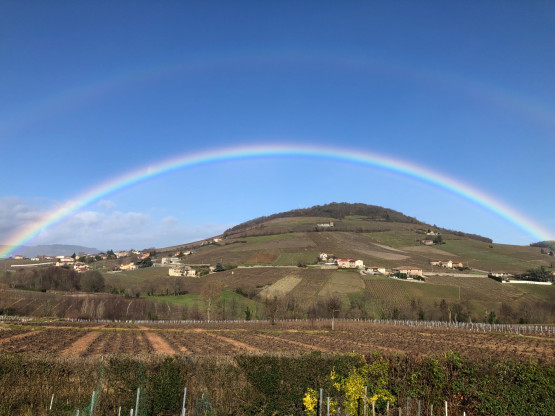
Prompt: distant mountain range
<box><xmin>0</xmin><ymin>244</ymin><xmax>101</xmax><ymax>258</ymax></box>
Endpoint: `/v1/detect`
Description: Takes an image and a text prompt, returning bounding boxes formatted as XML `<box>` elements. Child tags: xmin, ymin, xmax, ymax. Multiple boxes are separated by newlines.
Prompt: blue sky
<box><xmin>1</xmin><ymin>1</ymin><xmax>554</xmax><ymax>251</ymax></box>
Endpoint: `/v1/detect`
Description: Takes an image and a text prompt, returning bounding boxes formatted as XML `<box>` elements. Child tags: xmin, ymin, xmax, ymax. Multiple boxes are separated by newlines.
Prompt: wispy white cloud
<box><xmin>0</xmin><ymin>196</ymin><xmax>46</xmax><ymax>236</ymax></box>
<box><xmin>0</xmin><ymin>197</ymin><xmax>230</xmax><ymax>251</ymax></box>
<box><xmin>96</xmin><ymin>199</ymin><xmax>116</xmax><ymax>211</ymax></box>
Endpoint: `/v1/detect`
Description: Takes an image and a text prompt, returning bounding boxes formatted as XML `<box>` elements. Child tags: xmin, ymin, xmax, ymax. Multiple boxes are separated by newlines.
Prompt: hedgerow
<box><xmin>0</xmin><ymin>351</ymin><xmax>552</xmax><ymax>415</ymax></box>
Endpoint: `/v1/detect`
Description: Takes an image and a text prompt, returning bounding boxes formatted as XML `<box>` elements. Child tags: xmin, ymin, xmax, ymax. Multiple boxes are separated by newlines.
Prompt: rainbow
<box><xmin>1</xmin><ymin>144</ymin><xmax>552</xmax><ymax>258</ymax></box>
<box><xmin>2</xmin><ymin>50</ymin><xmax>554</xmax><ymax>137</ymax></box>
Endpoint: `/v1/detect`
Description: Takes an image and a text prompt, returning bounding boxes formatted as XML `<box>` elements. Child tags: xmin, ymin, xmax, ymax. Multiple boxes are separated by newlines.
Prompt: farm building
<box><xmin>337</xmin><ymin>258</ymin><xmax>357</xmax><ymax>268</ymax></box>
<box><xmin>367</xmin><ymin>266</ymin><xmax>387</xmax><ymax>275</ymax></box>
<box><xmin>391</xmin><ymin>266</ymin><xmax>423</xmax><ymax>277</ymax></box>
<box><xmin>430</xmin><ymin>260</ymin><xmax>463</xmax><ymax>269</ymax></box>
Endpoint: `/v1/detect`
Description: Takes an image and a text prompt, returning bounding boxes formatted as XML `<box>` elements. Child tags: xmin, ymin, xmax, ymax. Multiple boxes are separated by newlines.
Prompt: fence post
<box><xmin>135</xmin><ymin>387</ymin><xmax>140</xmax><ymax>416</ymax></box>
<box><xmin>372</xmin><ymin>401</ymin><xmax>375</xmax><ymax>416</ymax></box>
<box><xmin>364</xmin><ymin>386</ymin><xmax>367</xmax><ymax>416</ymax></box>
<box><xmin>386</xmin><ymin>401</ymin><xmax>389</xmax><ymax>416</ymax></box>
<box><xmin>90</xmin><ymin>391</ymin><xmax>96</xmax><ymax>416</ymax></box>
<box><xmin>49</xmin><ymin>394</ymin><xmax>54</xmax><ymax>412</ymax></box>
<box><xmin>320</xmin><ymin>388</ymin><xmax>323</xmax><ymax>416</ymax></box>
<box><xmin>181</xmin><ymin>387</ymin><xmax>187</xmax><ymax>416</ymax></box>
<box><xmin>418</xmin><ymin>400</ymin><xmax>421</xmax><ymax>416</ymax></box>
<box><xmin>444</xmin><ymin>400</ymin><xmax>448</xmax><ymax>416</ymax></box>
<box><xmin>327</xmin><ymin>397</ymin><xmax>330</xmax><ymax>416</ymax></box>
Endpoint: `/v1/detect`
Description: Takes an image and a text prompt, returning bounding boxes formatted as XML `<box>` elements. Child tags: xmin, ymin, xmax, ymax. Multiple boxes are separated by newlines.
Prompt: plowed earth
<box><xmin>0</xmin><ymin>321</ymin><xmax>553</xmax><ymax>361</ymax></box>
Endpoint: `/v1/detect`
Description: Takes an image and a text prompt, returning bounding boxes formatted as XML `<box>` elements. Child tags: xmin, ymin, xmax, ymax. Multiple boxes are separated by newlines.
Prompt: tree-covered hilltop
<box><xmin>530</xmin><ymin>241</ymin><xmax>555</xmax><ymax>251</ymax></box>
<box><xmin>223</xmin><ymin>202</ymin><xmax>492</xmax><ymax>243</ymax></box>
<box><xmin>225</xmin><ymin>202</ymin><xmax>421</xmax><ymax>234</ymax></box>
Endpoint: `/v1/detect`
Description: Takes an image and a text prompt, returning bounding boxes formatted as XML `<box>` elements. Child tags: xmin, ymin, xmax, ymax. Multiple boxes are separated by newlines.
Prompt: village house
<box><xmin>355</xmin><ymin>259</ymin><xmax>365</xmax><ymax>269</ymax></box>
<box><xmin>73</xmin><ymin>263</ymin><xmax>91</xmax><ymax>273</ymax></box>
<box><xmin>319</xmin><ymin>253</ymin><xmax>335</xmax><ymax>262</ymax></box>
<box><xmin>430</xmin><ymin>260</ymin><xmax>462</xmax><ymax>269</ymax></box>
<box><xmin>120</xmin><ymin>263</ymin><xmax>138</xmax><ymax>271</ymax></box>
<box><xmin>56</xmin><ymin>257</ymin><xmax>74</xmax><ymax>266</ymax></box>
<box><xmin>336</xmin><ymin>258</ymin><xmax>357</xmax><ymax>268</ymax></box>
<box><xmin>140</xmin><ymin>253</ymin><xmax>150</xmax><ymax>260</ymax></box>
<box><xmin>391</xmin><ymin>266</ymin><xmax>423</xmax><ymax>277</ymax></box>
<box><xmin>162</xmin><ymin>257</ymin><xmax>181</xmax><ymax>265</ymax></box>
<box><xmin>115</xmin><ymin>251</ymin><xmax>129</xmax><ymax>258</ymax></box>
<box><xmin>367</xmin><ymin>266</ymin><xmax>387</xmax><ymax>275</ymax></box>
<box><xmin>420</xmin><ymin>239</ymin><xmax>434</xmax><ymax>246</ymax></box>
<box><xmin>31</xmin><ymin>257</ymin><xmax>40</xmax><ymax>262</ymax></box>
<box><xmin>169</xmin><ymin>266</ymin><xmax>197</xmax><ymax>277</ymax></box>
<box><xmin>317</xmin><ymin>221</ymin><xmax>334</xmax><ymax>227</ymax></box>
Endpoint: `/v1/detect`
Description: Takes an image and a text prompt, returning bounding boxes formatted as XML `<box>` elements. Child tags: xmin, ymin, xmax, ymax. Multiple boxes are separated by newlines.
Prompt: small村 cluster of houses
<box><xmin>430</xmin><ymin>259</ymin><xmax>464</xmax><ymax>269</ymax></box>
<box><xmin>163</xmin><ymin>256</ymin><xmax>197</xmax><ymax>277</ymax></box>
<box><xmin>319</xmin><ymin>253</ymin><xmax>426</xmax><ymax>277</ymax></box>
<box><xmin>317</xmin><ymin>253</ymin><xmax>465</xmax><ymax>279</ymax></box>
<box><xmin>11</xmin><ymin>249</ymin><xmax>154</xmax><ymax>273</ymax></box>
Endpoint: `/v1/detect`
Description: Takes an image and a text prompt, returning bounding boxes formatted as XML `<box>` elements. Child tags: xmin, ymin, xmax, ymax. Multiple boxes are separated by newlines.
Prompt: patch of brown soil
<box><xmin>257</xmin><ymin>333</ymin><xmax>332</xmax><ymax>352</ymax></box>
<box><xmin>205</xmin><ymin>332</ymin><xmax>260</xmax><ymax>352</ymax></box>
<box><xmin>246</xmin><ymin>252</ymin><xmax>279</xmax><ymax>264</ymax></box>
<box><xmin>144</xmin><ymin>332</ymin><xmax>176</xmax><ymax>355</ymax></box>
<box><xmin>62</xmin><ymin>331</ymin><xmax>101</xmax><ymax>355</ymax></box>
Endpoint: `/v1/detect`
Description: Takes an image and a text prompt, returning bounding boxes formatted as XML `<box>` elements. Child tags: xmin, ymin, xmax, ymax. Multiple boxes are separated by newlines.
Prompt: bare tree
<box><xmin>265</xmin><ymin>296</ymin><xmax>280</xmax><ymax>325</ymax></box>
<box><xmin>200</xmin><ymin>280</ymin><xmax>223</xmax><ymax>321</ymax></box>
<box><xmin>326</xmin><ymin>295</ymin><xmax>342</xmax><ymax>330</ymax></box>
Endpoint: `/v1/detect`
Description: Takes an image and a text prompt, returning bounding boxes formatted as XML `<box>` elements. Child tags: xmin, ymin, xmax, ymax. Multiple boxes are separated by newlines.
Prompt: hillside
<box><xmin>1</xmin><ymin>202</ymin><xmax>553</xmax><ymax>324</ymax></box>
<box><xmin>164</xmin><ymin>203</ymin><xmax>542</xmax><ymax>272</ymax></box>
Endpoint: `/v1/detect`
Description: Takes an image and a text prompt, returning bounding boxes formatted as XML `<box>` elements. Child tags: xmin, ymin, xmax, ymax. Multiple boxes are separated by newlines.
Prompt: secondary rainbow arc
<box><xmin>1</xmin><ymin>144</ymin><xmax>552</xmax><ymax>258</ymax></box>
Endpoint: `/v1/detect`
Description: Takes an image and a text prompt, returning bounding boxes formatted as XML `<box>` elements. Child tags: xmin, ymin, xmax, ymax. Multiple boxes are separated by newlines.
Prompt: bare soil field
<box><xmin>1</xmin><ymin>320</ymin><xmax>553</xmax><ymax>361</ymax></box>
<box><xmin>245</xmin><ymin>252</ymin><xmax>279</xmax><ymax>264</ymax></box>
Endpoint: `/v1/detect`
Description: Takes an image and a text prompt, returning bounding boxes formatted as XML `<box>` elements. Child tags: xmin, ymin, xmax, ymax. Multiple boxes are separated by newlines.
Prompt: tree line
<box><xmin>2</xmin><ymin>267</ymin><xmax>105</xmax><ymax>293</ymax></box>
